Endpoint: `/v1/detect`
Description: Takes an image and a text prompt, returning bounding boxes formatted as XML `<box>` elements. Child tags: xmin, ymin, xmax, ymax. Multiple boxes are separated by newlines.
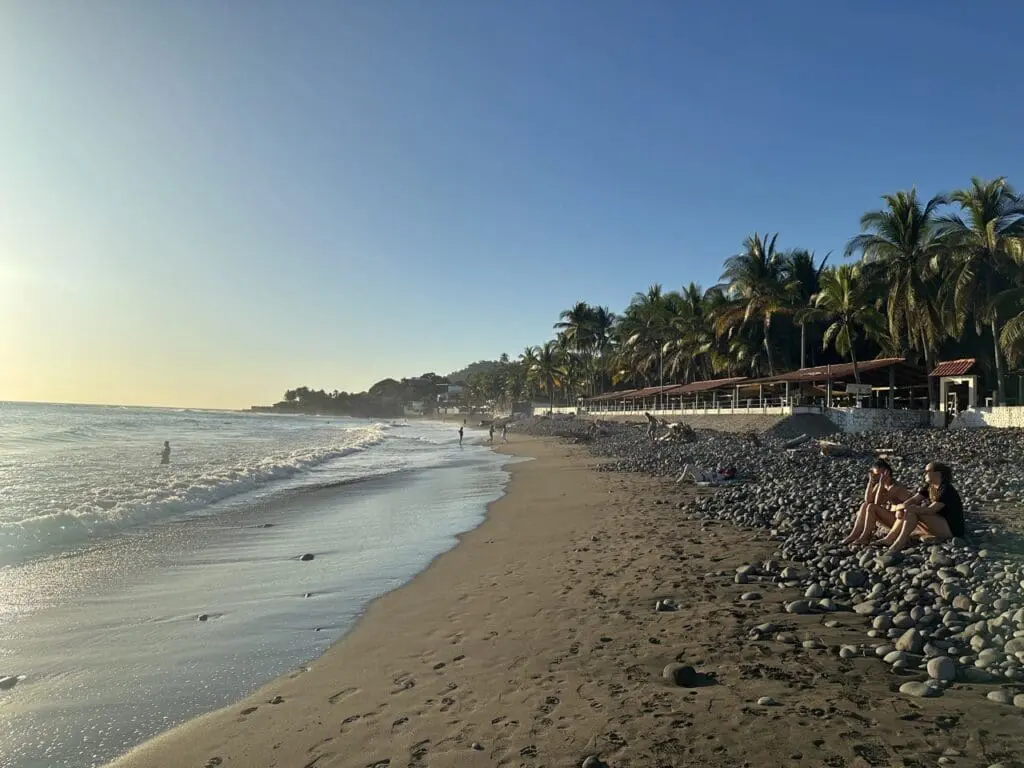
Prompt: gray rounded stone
<box><xmin>927</xmin><ymin>656</ymin><xmax>956</xmax><ymax>682</ymax></box>
<box><xmin>662</xmin><ymin>663</ymin><xmax>697</xmax><ymax>687</ymax></box>
<box><xmin>899</xmin><ymin>680</ymin><xmax>939</xmax><ymax>698</ymax></box>
<box><xmin>986</xmin><ymin>689</ymin><xmax>1013</xmax><ymax>704</ymax></box>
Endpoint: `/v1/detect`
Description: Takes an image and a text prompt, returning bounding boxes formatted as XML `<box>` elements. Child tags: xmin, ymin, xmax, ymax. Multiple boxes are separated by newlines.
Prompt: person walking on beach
<box><xmin>488</xmin><ymin>424</ymin><xmax>495</xmax><ymax>444</ymax></box>
<box><xmin>501</xmin><ymin>423</ymin><xmax>508</xmax><ymax>443</ymax></box>
<box><xmin>160</xmin><ymin>441</ymin><xmax>171</xmax><ymax>465</ymax></box>
<box><xmin>458</xmin><ymin>426</ymin><xmax>464</xmax><ymax>446</ymax></box>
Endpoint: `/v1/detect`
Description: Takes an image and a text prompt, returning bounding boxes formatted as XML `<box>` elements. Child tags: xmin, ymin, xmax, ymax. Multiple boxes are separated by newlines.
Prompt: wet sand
<box><xmin>106</xmin><ymin>437</ymin><xmax>1023</xmax><ymax>768</ymax></box>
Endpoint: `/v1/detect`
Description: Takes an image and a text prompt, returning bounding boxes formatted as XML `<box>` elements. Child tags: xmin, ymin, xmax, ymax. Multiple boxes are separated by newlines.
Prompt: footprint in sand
<box><xmin>391</xmin><ymin>716</ymin><xmax>408</xmax><ymax>729</ymax></box>
<box><xmin>204</xmin><ymin>759</ymin><xmax>222</xmax><ymax>768</ymax></box>
<box><xmin>240</xmin><ymin>706</ymin><xmax>258</xmax><ymax>716</ymax></box>
<box><xmin>328</xmin><ymin>686</ymin><xmax>359</xmax><ymax>704</ymax></box>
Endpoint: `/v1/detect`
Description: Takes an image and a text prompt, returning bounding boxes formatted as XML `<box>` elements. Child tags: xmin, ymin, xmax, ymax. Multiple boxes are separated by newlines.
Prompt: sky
<box><xmin>1</xmin><ymin>2</ymin><xmax>1022</xmax><ymax>409</ymax></box>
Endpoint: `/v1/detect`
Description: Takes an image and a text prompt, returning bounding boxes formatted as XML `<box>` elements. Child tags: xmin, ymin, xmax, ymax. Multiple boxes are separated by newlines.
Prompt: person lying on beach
<box><xmin>880</xmin><ymin>461</ymin><xmax>965</xmax><ymax>553</ymax></box>
<box><xmin>677</xmin><ymin>464</ymin><xmax>737</xmax><ymax>484</ymax></box>
<box><xmin>842</xmin><ymin>458</ymin><xmax>912</xmax><ymax>545</ymax></box>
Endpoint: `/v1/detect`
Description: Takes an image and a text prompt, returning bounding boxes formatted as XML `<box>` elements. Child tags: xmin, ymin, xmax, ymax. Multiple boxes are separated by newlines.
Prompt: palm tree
<box><xmin>799</xmin><ymin>264</ymin><xmax>885</xmax><ymax>385</ymax></box>
<box><xmin>664</xmin><ymin>282</ymin><xmax>714</xmax><ymax>383</ymax></box>
<box><xmin>554</xmin><ymin>302</ymin><xmax>596</xmax><ymax>354</ymax></box>
<box><xmin>617</xmin><ymin>284</ymin><xmax>673</xmax><ymax>404</ymax></box>
<box><xmin>717</xmin><ymin>233</ymin><xmax>796</xmax><ymax>376</ymax></box>
<box><xmin>783</xmin><ymin>249</ymin><xmax>829</xmax><ymax>369</ymax></box>
<box><xmin>529</xmin><ymin>341</ymin><xmax>565</xmax><ymax>411</ymax></box>
<box><xmin>846</xmin><ymin>188</ymin><xmax>948</xmax><ymax>406</ymax></box>
<box><xmin>938</xmin><ymin>177</ymin><xmax>1024</xmax><ymax>404</ymax></box>
<box><xmin>590</xmin><ymin>305</ymin><xmax>617</xmax><ymax>394</ymax></box>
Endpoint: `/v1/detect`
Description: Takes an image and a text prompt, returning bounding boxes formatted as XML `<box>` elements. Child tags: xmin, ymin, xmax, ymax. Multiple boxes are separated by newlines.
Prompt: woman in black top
<box><xmin>882</xmin><ymin>461</ymin><xmax>965</xmax><ymax>553</ymax></box>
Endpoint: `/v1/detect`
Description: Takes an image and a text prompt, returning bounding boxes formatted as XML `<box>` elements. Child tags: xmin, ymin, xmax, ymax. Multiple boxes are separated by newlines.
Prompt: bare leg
<box><xmin>886</xmin><ymin>510</ymin><xmax>918</xmax><ymax>553</ymax></box>
<box><xmin>853</xmin><ymin>504</ymin><xmax>896</xmax><ymax>545</ymax></box>
<box><xmin>842</xmin><ymin>503</ymin><xmax>872</xmax><ymax>545</ymax></box>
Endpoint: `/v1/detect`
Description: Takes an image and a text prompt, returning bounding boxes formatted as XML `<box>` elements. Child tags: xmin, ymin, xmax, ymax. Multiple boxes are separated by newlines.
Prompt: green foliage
<box><xmin>520</xmin><ymin>176</ymin><xmax>1024</xmax><ymax>405</ymax></box>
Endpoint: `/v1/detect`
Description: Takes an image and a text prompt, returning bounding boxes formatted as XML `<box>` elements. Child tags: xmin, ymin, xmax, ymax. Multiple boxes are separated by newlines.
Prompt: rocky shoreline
<box><xmin>513</xmin><ymin>415</ymin><xmax>1024</xmax><ymax>710</ymax></box>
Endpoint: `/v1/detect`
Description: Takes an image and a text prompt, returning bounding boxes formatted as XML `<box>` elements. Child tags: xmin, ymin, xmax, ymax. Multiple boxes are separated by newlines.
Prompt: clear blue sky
<box><xmin>1</xmin><ymin>1</ymin><xmax>1021</xmax><ymax>407</ymax></box>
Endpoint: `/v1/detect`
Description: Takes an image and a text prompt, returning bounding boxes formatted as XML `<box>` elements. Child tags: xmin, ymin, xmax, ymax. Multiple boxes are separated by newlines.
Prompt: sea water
<box><xmin>0</xmin><ymin>403</ymin><xmax>508</xmax><ymax>767</ymax></box>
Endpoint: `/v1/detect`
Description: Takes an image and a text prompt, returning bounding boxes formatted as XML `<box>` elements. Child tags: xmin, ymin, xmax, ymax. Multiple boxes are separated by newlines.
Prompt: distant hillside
<box><xmin>447</xmin><ymin>359</ymin><xmax>504</xmax><ymax>382</ymax></box>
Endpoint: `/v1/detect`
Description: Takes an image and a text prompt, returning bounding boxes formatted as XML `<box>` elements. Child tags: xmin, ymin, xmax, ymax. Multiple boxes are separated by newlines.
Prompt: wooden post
<box><xmin>826</xmin><ymin>364</ymin><xmax>832</xmax><ymax>409</ymax></box>
<box><xmin>889</xmin><ymin>365</ymin><xmax>896</xmax><ymax>409</ymax></box>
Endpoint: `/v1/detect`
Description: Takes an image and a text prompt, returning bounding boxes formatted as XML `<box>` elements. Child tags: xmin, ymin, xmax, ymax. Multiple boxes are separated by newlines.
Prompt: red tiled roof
<box><xmin>663</xmin><ymin>377</ymin><xmax>749</xmax><ymax>395</ymax></box>
<box><xmin>585</xmin><ymin>388</ymin><xmax>638</xmax><ymax>402</ymax></box>
<box><xmin>747</xmin><ymin>358</ymin><xmax>908</xmax><ymax>384</ymax></box>
<box><xmin>929</xmin><ymin>359</ymin><xmax>977</xmax><ymax>377</ymax></box>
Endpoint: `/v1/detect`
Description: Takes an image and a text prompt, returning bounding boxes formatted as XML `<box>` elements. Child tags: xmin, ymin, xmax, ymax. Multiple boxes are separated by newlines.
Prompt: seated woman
<box><xmin>842</xmin><ymin>459</ymin><xmax>913</xmax><ymax>546</ymax></box>
<box><xmin>881</xmin><ymin>461</ymin><xmax>965</xmax><ymax>553</ymax></box>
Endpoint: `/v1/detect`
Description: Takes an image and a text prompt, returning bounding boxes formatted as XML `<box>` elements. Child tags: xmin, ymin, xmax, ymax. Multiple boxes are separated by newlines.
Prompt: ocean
<box><xmin>0</xmin><ymin>403</ymin><xmax>510</xmax><ymax>767</ymax></box>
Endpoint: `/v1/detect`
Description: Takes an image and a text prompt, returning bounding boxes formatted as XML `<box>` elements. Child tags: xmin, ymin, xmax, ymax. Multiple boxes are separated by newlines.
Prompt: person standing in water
<box><xmin>488</xmin><ymin>424</ymin><xmax>495</xmax><ymax>444</ymax></box>
<box><xmin>458</xmin><ymin>426</ymin><xmax>464</xmax><ymax>446</ymax></box>
<box><xmin>501</xmin><ymin>423</ymin><xmax>509</xmax><ymax>443</ymax></box>
<box><xmin>160</xmin><ymin>441</ymin><xmax>171</xmax><ymax>465</ymax></box>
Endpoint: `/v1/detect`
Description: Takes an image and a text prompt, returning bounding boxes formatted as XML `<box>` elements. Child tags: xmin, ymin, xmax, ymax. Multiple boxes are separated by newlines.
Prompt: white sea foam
<box><xmin>0</xmin><ymin>405</ymin><xmax>397</xmax><ymax>561</ymax></box>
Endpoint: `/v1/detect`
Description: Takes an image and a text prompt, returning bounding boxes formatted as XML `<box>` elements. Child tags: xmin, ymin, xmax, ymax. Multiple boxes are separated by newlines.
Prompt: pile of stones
<box><xmin>515</xmin><ymin>415</ymin><xmax>1024</xmax><ymax>702</ymax></box>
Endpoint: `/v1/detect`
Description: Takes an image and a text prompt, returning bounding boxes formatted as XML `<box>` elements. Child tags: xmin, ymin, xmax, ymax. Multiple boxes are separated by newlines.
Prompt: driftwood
<box><xmin>656</xmin><ymin>422</ymin><xmax>697</xmax><ymax>443</ymax></box>
<box><xmin>820</xmin><ymin>440</ymin><xmax>853</xmax><ymax>457</ymax></box>
<box><xmin>781</xmin><ymin>433</ymin><xmax>810</xmax><ymax>450</ymax></box>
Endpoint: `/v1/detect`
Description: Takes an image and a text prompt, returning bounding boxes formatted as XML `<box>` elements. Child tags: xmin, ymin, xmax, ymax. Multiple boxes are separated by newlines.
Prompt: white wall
<box><xmin>823</xmin><ymin>407</ymin><xmax>934</xmax><ymax>433</ymax></box>
<box><xmin>950</xmin><ymin>406</ymin><xmax>1024</xmax><ymax>429</ymax></box>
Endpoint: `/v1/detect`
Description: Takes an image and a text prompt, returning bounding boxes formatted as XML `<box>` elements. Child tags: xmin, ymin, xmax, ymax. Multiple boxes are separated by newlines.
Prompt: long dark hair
<box><xmin>926</xmin><ymin>461</ymin><xmax>952</xmax><ymax>500</ymax></box>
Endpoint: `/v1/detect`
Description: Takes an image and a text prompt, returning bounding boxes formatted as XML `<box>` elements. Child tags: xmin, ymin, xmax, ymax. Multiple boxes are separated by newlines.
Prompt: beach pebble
<box><xmin>785</xmin><ymin>600</ymin><xmax>812</xmax><ymax>615</ymax></box>
<box><xmin>895</xmin><ymin>629</ymin><xmax>924</xmax><ymax>654</ymax></box>
<box><xmin>839</xmin><ymin>645</ymin><xmax>859</xmax><ymax>659</ymax></box>
<box><xmin>804</xmin><ymin>583</ymin><xmax>824</xmax><ymax>598</ymax></box>
<box><xmin>958</xmin><ymin>667</ymin><xmax>996</xmax><ymax>684</ymax></box>
<box><xmin>740</xmin><ymin>592</ymin><xmax>762</xmax><ymax>601</ymax></box>
<box><xmin>0</xmin><ymin>675</ymin><xmax>20</xmax><ymax>690</ymax></box>
<box><xmin>299</xmin><ymin>553</ymin><xmax>315</xmax><ymax>562</ymax></box>
<box><xmin>853</xmin><ymin>600</ymin><xmax>879</xmax><ymax>616</ymax></box>
<box><xmin>581</xmin><ymin>756</ymin><xmax>607</xmax><ymax>768</ymax></box>
<box><xmin>1014</xmin><ymin>694</ymin><xmax>1024</xmax><ymax>709</ymax></box>
<box><xmin>927</xmin><ymin>656</ymin><xmax>957</xmax><ymax>682</ymax></box>
<box><xmin>986</xmin><ymin>689</ymin><xmax>1014</xmax><ymax>705</ymax></box>
<box><xmin>197</xmin><ymin>613</ymin><xmax>209</xmax><ymax>622</ymax></box>
<box><xmin>840</xmin><ymin>570</ymin><xmax>867</xmax><ymax>588</ymax></box>
<box><xmin>655</xmin><ymin>599</ymin><xmax>677</xmax><ymax>612</ymax></box>
<box><xmin>757</xmin><ymin>696</ymin><xmax>779</xmax><ymax>706</ymax></box>
<box><xmin>899</xmin><ymin>681</ymin><xmax>940</xmax><ymax>698</ymax></box>
<box><xmin>471</xmin><ymin>743</ymin><xmax>484</xmax><ymax>751</ymax></box>
<box><xmin>662</xmin><ymin>663</ymin><xmax>697</xmax><ymax>687</ymax></box>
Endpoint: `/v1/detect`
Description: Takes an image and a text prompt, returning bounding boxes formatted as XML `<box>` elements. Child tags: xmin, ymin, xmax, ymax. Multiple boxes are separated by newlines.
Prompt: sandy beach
<box><xmin>107</xmin><ymin>435</ymin><xmax>1022</xmax><ymax>768</ymax></box>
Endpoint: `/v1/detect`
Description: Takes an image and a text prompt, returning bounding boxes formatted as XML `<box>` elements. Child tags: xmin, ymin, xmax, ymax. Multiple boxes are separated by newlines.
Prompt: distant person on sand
<box><xmin>160</xmin><ymin>441</ymin><xmax>171</xmax><ymax>465</ymax></box>
<box><xmin>880</xmin><ymin>461</ymin><xmax>964</xmax><ymax>553</ymax></box>
<box><xmin>458</xmin><ymin>426</ymin><xmax>464</xmax><ymax>446</ymax></box>
<box><xmin>842</xmin><ymin>459</ymin><xmax>912</xmax><ymax>546</ymax></box>
<box><xmin>644</xmin><ymin>412</ymin><xmax>658</xmax><ymax>441</ymax></box>
<box><xmin>501</xmin><ymin>423</ymin><xmax>508</xmax><ymax>443</ymax></box>
<box><xmin>488</xmin><ymin>424</ymin><xmax>495</xmax><ymax>444</ymax></box>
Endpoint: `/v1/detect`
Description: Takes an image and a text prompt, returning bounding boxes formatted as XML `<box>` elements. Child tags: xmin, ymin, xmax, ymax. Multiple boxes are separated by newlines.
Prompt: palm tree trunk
<box><xmin>921</xmin><ymin>331</ymin><xmax>936</xmax><ymax>410</ymax></box>
<box><xmin>764</xmin><ymin>319</ymin><xmax>775</xmax><ymax>376</ymax></box>
<box><xmin>848</xmin><ymin>326</ymin><xmax>861</xmax><ymax>386</ymax></box>
<box><xmin>800</xmin><ymin>322</ymin><xmax>806</xmax><ymax>370</ymax></box>
<box><xmin>992</xmin><ymin>316</ymin><xmax>1007</xmax><ymax>405</ymax></box>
